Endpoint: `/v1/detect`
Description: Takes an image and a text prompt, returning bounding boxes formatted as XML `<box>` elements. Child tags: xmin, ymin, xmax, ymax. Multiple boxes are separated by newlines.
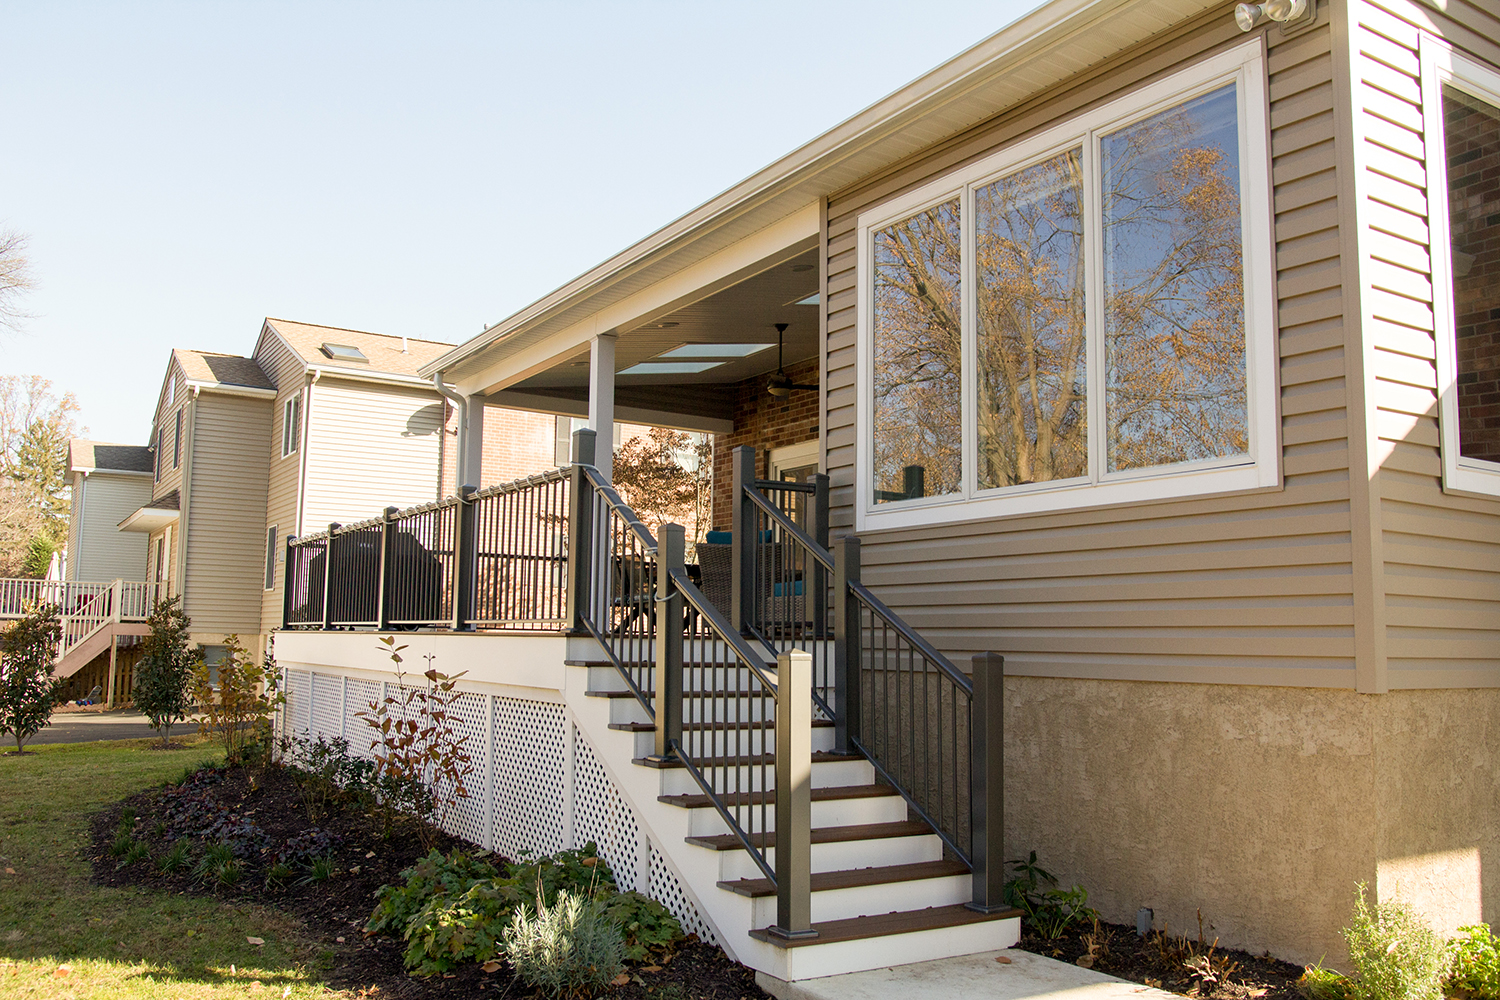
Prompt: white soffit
<box><xmin>422</xmin><ymin>0</ymin><xmax>1219</xmax><ymax>385</ymax></box>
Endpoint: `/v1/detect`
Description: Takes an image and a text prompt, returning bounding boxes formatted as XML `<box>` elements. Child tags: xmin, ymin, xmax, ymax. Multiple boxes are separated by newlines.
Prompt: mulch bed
<box><xmin>90</xmin><ymin>760</ymin><xmax>769</xmax><ymax>999</ymax></box>
<box><xmin>1016</xmin><ymin>917</ymin><xmax>1307</xmax><ymax>1000</ymax></box>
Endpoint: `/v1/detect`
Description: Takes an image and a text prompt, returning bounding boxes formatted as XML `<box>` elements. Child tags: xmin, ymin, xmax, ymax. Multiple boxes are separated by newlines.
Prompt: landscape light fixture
<box><xmin>1235</xmin><ymin>0</ymin><xmax>1307</xmax><ymax>30</ymax></box>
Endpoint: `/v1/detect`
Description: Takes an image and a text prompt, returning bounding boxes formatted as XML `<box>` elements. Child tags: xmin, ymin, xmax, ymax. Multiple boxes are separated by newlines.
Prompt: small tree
<box><xmin>19</xmin><ymin>534</ymin><xmax>54</xmax><ymax>578</ymax></box>
<box><xmin>0</xmin><ymin>602</ymin><xmax>61</xmax><ymax>753</ymax></box>
<box><xmin>133</xmin><ymin>596</ymin><xmax>198</xmax><ymax>748</ymax></box>
<box><xmin>191</xmin><ymin>634</ymin><xmax>282</xmax><ymax>764</ymax></box>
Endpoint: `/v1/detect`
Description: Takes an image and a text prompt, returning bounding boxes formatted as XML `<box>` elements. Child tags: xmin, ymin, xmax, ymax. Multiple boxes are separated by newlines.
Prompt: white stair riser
<box><xmin>656</xmin><ymin>757</ymin><xmax>874</xmax><ymax>796</ymax></box>
<box><xmin>751</xmin><ymin>915</ymin><xmax>1021</xmax><ymax>983</ymax></box>
<box><xmin>631</xmin><ymin>725</ymin><xmax>835</xmax><ymax>758</ymax></box>
<box><xmin>748</xmin><ymin>873</ymin><xmax>974</xmax><ymax>926</ymax></box>
<box><xmin>601</xmin><ymin>692</ymin><xmax>804</xmax><ymax>726</ymax></box>
<box><xmin>587</xmin><ymin>663</ymin><xmax>787</xmax><ymax>693</ymax></box>
<box><xmin>683</xmin><ymin>793</ymin><xmax>908</xmax><ymax>837</ymax></box>
<box><xmin>714</xmin><ymin>833</ymin><xmax>943</xmax><ymax>881</ymax></box>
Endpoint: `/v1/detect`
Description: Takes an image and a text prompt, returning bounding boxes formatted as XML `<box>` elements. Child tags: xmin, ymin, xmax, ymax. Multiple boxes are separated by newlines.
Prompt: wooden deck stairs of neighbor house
<box><xmin>0</xmin><ymin>578</ymin><xmax>157</xmax><ymax>679</ymax></box>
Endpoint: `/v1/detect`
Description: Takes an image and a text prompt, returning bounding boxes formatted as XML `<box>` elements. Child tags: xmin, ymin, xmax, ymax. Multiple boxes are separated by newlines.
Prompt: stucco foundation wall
<box><xmin>1007</xmin><ymin>677</ymin><xmax>1498</xmax><ymax>967</ymax></box>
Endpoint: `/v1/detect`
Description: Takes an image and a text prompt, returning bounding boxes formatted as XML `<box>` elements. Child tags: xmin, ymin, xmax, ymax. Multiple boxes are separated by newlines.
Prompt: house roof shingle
<box><xmin>265</xmin><ymin>318</ymin><xmax>453</xmax><ymax>380</ymax></box>
<box><xmin>68</xmin><ymin>439</ymin><xmax>154</xmax><ymax>475</ymax></box>
<box><xmin>173</xmin><ymin>349</ymin><xmax>275</xmax><ymax>390</ymax></box>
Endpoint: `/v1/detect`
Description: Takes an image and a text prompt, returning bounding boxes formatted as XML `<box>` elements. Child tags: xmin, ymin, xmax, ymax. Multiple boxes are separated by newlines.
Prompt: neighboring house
<box><xmin>275</xmin><ymin>0</ymin><xmax>1500</xmax><ymax>983</ymax></box>
<box><xmin>65</xmin><ymin>440</ymin><xmax>153</xmax><ymax>582</ymax></box>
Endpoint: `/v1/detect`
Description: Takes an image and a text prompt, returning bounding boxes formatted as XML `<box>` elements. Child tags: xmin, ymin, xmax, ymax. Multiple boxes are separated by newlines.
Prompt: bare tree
<box><xmin>0</xmin><ymin>230</ymin><xmax>35</xmax><ymax>334</ymax></box>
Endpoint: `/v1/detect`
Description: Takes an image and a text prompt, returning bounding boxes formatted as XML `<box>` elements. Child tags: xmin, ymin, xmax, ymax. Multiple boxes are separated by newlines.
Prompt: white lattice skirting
<box><xmin>280</xmin><ymin>668</ymin><xmax>715</xmax><ymax>945</ymax></box>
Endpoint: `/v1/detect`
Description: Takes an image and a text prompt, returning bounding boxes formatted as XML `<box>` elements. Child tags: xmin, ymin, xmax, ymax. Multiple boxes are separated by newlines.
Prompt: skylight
<box><xmin>794</xmin><ymin>293</ymin><xmax>821</xmax><ymax>307</ymax></box>
<box><xmin>321</xmin><ymin>343</ymin><xmax>368</xmax><ymax>362</ymax></box>
<box><xmin>618</xmin><ymin>362</ymin><xmax>725</xmax><ymax>376</ymax></box>
<box><xmin>656</xmin><ymin>343</ymin><xmax>773</xmax><ymax>359</ymax></box>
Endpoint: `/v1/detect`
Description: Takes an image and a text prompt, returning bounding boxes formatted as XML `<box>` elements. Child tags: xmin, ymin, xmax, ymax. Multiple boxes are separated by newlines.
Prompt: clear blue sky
<box><xmin>1</xmin><ymin>1</ymin><xmax>1039</xmax><ymax>442</ymax></box>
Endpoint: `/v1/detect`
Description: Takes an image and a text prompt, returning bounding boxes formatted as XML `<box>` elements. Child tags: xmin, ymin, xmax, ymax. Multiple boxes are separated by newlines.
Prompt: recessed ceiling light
<box><xmin>791</xmin><ymin>263</ymin><xmax>814</xmax><ymax>272</ymax></box>
<box><xmin>618</xmin><ymin>361</ymin><xmax>725</xmax><ymax>376</ymax></box>
<box><xmin>649</xmin><ymin>321</ymin><xmax>680</xmax><ymax>329</ymax></box>
<box><xmin>656</xmin><ymin>343</ymin><xmax>773</xmax><ymax>360</ymax></box>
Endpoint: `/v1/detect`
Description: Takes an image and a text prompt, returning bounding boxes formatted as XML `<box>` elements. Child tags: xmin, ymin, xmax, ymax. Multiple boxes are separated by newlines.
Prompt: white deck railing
<box><xmin>0</xmin><ymin>578</ymin><xmax>162</xmax><ymax>664</ymax></box>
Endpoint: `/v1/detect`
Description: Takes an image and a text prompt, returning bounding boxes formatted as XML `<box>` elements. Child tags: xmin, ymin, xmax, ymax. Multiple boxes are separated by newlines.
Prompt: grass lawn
<box><xmin>0</xmin><ymin>738</ymin><xmax>340</xmax><ymax>999</ymax></box>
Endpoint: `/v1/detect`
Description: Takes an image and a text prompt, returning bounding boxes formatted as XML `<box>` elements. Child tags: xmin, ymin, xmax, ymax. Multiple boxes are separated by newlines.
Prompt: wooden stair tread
<box><xmin>748</xmin><ymin>902</ymin><xmax>1022</xmax><ymax>948</ymax></box>
<box><xmin>685</xmin><ymin>820</ymin><xmax>931</xmax><ymax>851</ymax></box>
<box><xmin>719</xmin><ymin>859</ymin><xmax>970</xmax><ymax>898</ymax></box>
<box><xmin>658</xmin><ymin>783</ymin><xmax>898</xmax><ymax>810</ymax></box>
<box><xmin>609</xmin><ymin>719</ymin><xmax>833</xmax><ymax>733</ymax></box>
<box><xmin>632</xmin><ymin>750</ymin><xmax>860</xmax><ymax>770</ymax></box>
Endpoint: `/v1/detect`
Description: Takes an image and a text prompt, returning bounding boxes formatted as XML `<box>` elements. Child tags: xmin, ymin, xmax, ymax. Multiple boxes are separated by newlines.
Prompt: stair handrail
<box><xmin>731</xmin><ymin>444</ymin><xmax>1008</xmax><ymax>915</ymax></box>
<box><xmin>656</xmin><ymin>520</ymin><xmax>815</xmax><ymax>940</ymax></box>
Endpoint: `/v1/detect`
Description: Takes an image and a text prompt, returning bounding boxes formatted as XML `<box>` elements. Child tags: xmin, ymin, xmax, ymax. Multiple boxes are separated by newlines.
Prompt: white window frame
<box><xmin>1422</xmin><ymin>38</ymin><xmax>1500</xmax><ymax>500</ymax></box>
<box><xmin>855</xmin><ymin>40</ymin><xmax>1279</xmax><ymax>531</ymax></box>
<box><xmin>281</xmin><ymin>392</ymin><xmax>302</xmax><ymax>458</ymax></box>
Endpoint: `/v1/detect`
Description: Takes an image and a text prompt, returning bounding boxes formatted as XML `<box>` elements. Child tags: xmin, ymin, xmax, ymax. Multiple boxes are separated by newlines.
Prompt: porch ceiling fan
<box><xmin>766</xmin><ymin>323</ymin><xmax>817</xmax><ymax>398</ymax></box>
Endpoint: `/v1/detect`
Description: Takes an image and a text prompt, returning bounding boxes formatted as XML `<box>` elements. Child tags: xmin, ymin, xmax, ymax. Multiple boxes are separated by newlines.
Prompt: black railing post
<box><xmin>832</xmin><ymin>534</ymin><xmax>861</xmax><ymax>755</ymax></box>
<box><xmin>968</xmin><ymin>651</ymin><xmax>1006</xmax><ymax>913</ymax></box>
<box><xmin>903</xmin><ymin>464</ymin><xmax>925</xmax><ymax>500</ymax></box>
<box><xmin>566</xmin><ymin>429</ymin><xmax>598</xmax><ymax>636</ymax></box>
<box><xmin>321</xmin><ymin>524</ymin><xmax>340</xmax><ymax>630</ymax></box>
<box><xmin>377</xmin><ymin>506</ymin><xmax>396</xmax><ymax>631</ymax></box>
<box><xmin>811</xmin><ymin>473</ymin><xmax>829</xmax><ymax>640</ymax></box>
<box><xmin>453</xmin><ymin>486</ymin><xmax>477</xmax><ymax>632</ymax></box>
<box><xmin>653</xmin><ymin>522</ymin><xmax>685</xmax><ymax>761</ymax></box>
<box><xmin>281</xmin><ymin>534</ymin><xmax>296</xmax><ymax>628</ymax></box>
<box><xmin>770</xmin><ymin>648</ymin><xmax>816</xmax><ymax>941</ymax></box>
<box><xmin>731</xmin><ymin>445</ymin><xmax>756</xmax><ymax>635</ymax></box>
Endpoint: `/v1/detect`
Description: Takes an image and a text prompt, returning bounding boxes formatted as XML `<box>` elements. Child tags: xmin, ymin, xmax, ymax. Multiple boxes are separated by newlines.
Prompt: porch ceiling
<box><xmin>505</xmin><ymin>246</ymin><xmax>820</xmax><ymax>397</ymax></box>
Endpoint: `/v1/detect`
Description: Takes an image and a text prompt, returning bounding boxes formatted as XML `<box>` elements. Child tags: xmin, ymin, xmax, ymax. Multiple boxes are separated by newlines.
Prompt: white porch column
<box><xmin>588</xmin><ymin>333</ymin><xmax>616</xmax><ymax>482</ymax></box>
<box><xmin>461</xmin><ymin>393</ymin><xmax>485</xmax><ymax>489</ymax></box>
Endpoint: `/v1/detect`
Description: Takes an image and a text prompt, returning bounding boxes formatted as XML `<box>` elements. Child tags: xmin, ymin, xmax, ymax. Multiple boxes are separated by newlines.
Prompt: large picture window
<box><xmin>1425</xmin><ymin>41</ymin><xmax>1500</xmax><ymax>498</ymax></box>
<box><xmin>857</xmin><ymin>44</ymin><xmax>1277</xmax><ymax>528</ymax></box>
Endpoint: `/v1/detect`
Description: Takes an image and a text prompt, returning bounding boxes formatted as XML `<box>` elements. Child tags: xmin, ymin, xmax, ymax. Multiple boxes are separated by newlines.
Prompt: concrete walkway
<box><xmin>756</xmin><ymin>948</ymin><xmax>1180</xmax><ymax>1000</ymax></box>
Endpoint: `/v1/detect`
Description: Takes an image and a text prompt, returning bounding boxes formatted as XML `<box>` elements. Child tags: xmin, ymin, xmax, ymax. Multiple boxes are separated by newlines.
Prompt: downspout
<box><xmin>175</xmin><ymin>386</ymin><xmax>199</xmax><ymax>609</ymax></box>
<box><xmin>294</xmin><ymin>369</ymin><xmax>319</xmax><ymax>537</ymax></box>
<box><xmin>433</xmin><ymin>373</ymin><xmax>468</xmax><ymax>493</ymax></box>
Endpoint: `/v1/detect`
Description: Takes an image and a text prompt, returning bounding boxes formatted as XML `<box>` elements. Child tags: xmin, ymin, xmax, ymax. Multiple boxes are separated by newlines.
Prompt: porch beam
<box><xmin>486</xmin><ymin>389</ymin><xmax>733</xmax><ymax>435</ymax></box>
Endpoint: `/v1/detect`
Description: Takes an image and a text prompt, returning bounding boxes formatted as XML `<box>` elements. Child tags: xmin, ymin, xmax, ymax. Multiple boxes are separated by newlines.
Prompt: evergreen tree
<box><xmin>133</xmin><ymin>596</ymin><xmax>198</xmax><ymax>748</ymax></box>
<box><xmin>0</xmin><ymin>602</ymin><xmax>62</xmax><ymax>753</ymax></box>
<box><xmin>19</xmin><ymin>534</ymin><xmax>54</xmax><ymax>579</ymax></box>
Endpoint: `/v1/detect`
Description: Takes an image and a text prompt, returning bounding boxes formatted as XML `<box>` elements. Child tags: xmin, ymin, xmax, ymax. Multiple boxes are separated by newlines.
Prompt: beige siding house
<box><xmin>65</xmin><ymin>440</ymin><xmax>153</xmax><ymax>582</ymax></box>
<box><xmin>331</xmin><ymin>0</ymin><xmax>1497</xmax><ymax>970</ymax></box>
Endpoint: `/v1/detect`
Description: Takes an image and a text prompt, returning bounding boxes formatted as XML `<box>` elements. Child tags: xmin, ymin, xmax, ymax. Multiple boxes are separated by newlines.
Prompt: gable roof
<box><xmin>264</xmin><ymin>318</ymin><xmax>454</xmax><ymax>380</ymax></box>
<box><xmin>68</xmin><ymin>439</ymin><xmax>154</xmax><ymax>475</ymax></box>
<box><xmin>173</xmin><ymin>349</ymin><xmax>275</xmax><ymax>390</ymax></box>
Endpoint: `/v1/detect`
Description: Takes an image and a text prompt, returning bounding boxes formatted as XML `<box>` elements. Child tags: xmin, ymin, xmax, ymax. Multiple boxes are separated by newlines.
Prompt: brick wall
<box><xmin>1446</xmin><ymin>89</ymin><xmax>1500</xmax><ymax>464</ymax></box>
<box><xmin>709</xmin><ymin>356</ymin><xmax>821</xmax><ymax>529</ymax></box>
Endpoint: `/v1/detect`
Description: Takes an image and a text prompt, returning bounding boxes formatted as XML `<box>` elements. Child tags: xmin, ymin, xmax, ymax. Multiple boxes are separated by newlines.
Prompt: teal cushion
<box><xmin>705</xmin><ymin>531</ymin><xmax>732</xmax><ymax>545</ymax></box>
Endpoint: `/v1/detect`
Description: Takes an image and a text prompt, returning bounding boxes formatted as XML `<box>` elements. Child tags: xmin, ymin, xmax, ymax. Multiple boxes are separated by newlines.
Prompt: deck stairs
<box><xmin>563</xmin><ymin>641</ymin><xmax>1019</xmax><ymax>982</ymax></box>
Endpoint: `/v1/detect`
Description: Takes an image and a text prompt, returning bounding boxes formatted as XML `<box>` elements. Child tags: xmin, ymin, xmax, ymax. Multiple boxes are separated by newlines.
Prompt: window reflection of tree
<box><xmin>873</xmin><ymin>200</ymin><xmax>963</xmax><ymax>502</ymax></box>
<box><xmin>1102</xmin><ymin>86</ymin><xmax>1248</xmax><ymax>473</ymax></box>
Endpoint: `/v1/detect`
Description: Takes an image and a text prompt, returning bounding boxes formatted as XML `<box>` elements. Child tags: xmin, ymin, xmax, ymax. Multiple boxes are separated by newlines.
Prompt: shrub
<box><xmin>284</xmin><ymin>733</ymin><xmax>375</xmax><ymax>822</ymax></box>
<box><xmin>271</xmin><ymin>827</ymin><xmax>342</xmax><ymax>870</ymax></box>
<box><xmin>1003</xmin><ymin>851</ymin><xmax>1097</xmax><ymax>941</ymax></box>
<box><xmin>160</xmin><ymin>769</ymin><xmax>268</xmax><ymax>857</ymax></box>
<box><xmin>367</xmin><ymin>849</ymin><xmax>502</xmax><ymax>937</ymax></box>
<box><xmin>1448</xmin><ymin>925</ymin><xmax>1500</xmax><ymax>999</ymax></box>
<box><xmin>191</xmin><ymin>634</ymin><xmax>283</xmax><ymax>765</ymax></box>
<box><xmin>403</xmin><ymin>877</ymin><xmax>525</xmax><ymax>975</ymax></box>
<box><xmin>1300</xmin><ymin>962</ymin><xmax>1355</xmax><ymax>1000</ymax></box>
<box><xmin>1343</xmin><ymin>883</ymin><xmax>1449</xmax><ymax>1000</ymax></box>
<box><xmin>0</xmin><ymin>601</ymin><xmax>61</xmax><ymax>752</ymax></box>
<box><xmin>505</xmin><ymin>843</ymin><xmax>614</xmax><ymax>906</ymax></box>
<box><xmin>355</xmin><ymin>636</ymin><xmax>475</xmax><ymax>845</ymax></box>
<box><xmin>504</xmin><ymin>890</ymin><xmax>625</xmax><ymax>999</ymax></box>
<box><xmin>132</xmin><ymin>596</ymin><xmax>198</xmax><ymax>748</ymax></box>
<box><xmin>599</xmin><ymin>891</ymin><xmax>684</xmax><ymax>962</ymax></box>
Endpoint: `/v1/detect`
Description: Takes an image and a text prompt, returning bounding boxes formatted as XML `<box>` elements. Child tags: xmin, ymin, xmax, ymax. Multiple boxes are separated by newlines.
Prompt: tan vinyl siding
<box><xmin>150</xmin><ymin>364</ymin><xmax>189</xmax><ymax>498</ymax></box>
<box><xmin>69</xmin><ymin>473</ymin><xmax>152</xmax><ymax>582</ymax></box>
<box><xmin>255</xmin><ymin>332</ymin><xmax>308</xmax><ymax>635</ymax></box>
<box><xmin>1353</xmin><ymin>0</ymin><xmax>1500</xmax><ymax>688</ymax></box>
<box><xmin>182</xmin><ymin>394</ymin><xmax>272</xmax><ymax>636</ymax></box>
<box><xmin>301</xmin><ymin>379</ymin><xmax>444</xmax><ymax>533</ymax></box>
<box><xmin>824</xmin><ymin>5</ymin><xmax>1357</xmax><ymax>687</ymax></box>
<box><xmin>65</xmin><ymin>473</ymin><xmax>84</xmax><ymax>581</ymax></box>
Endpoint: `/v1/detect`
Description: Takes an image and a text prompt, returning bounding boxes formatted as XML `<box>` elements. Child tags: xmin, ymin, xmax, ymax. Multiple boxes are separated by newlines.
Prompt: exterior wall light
<box><xmin>1235</xmin><ymin>0</ymin><xmax>1308</xmax><ymax>30</ymax></box>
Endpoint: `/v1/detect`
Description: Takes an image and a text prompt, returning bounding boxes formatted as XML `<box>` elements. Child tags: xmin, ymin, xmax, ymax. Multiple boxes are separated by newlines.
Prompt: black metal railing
<box><xmin>728</xmin><ymin>443</ymin><xmax>1007</xmax><ymax>914</ymax></box>
<box><xmin>283</xmin><ymin>469</ymin><xmax>568</xmax><ymax>633</ymax></box>
<box><xmin>568</xmin><ymin>433</ymin><xmax>656</xmax><ymax>714</ymax></box>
